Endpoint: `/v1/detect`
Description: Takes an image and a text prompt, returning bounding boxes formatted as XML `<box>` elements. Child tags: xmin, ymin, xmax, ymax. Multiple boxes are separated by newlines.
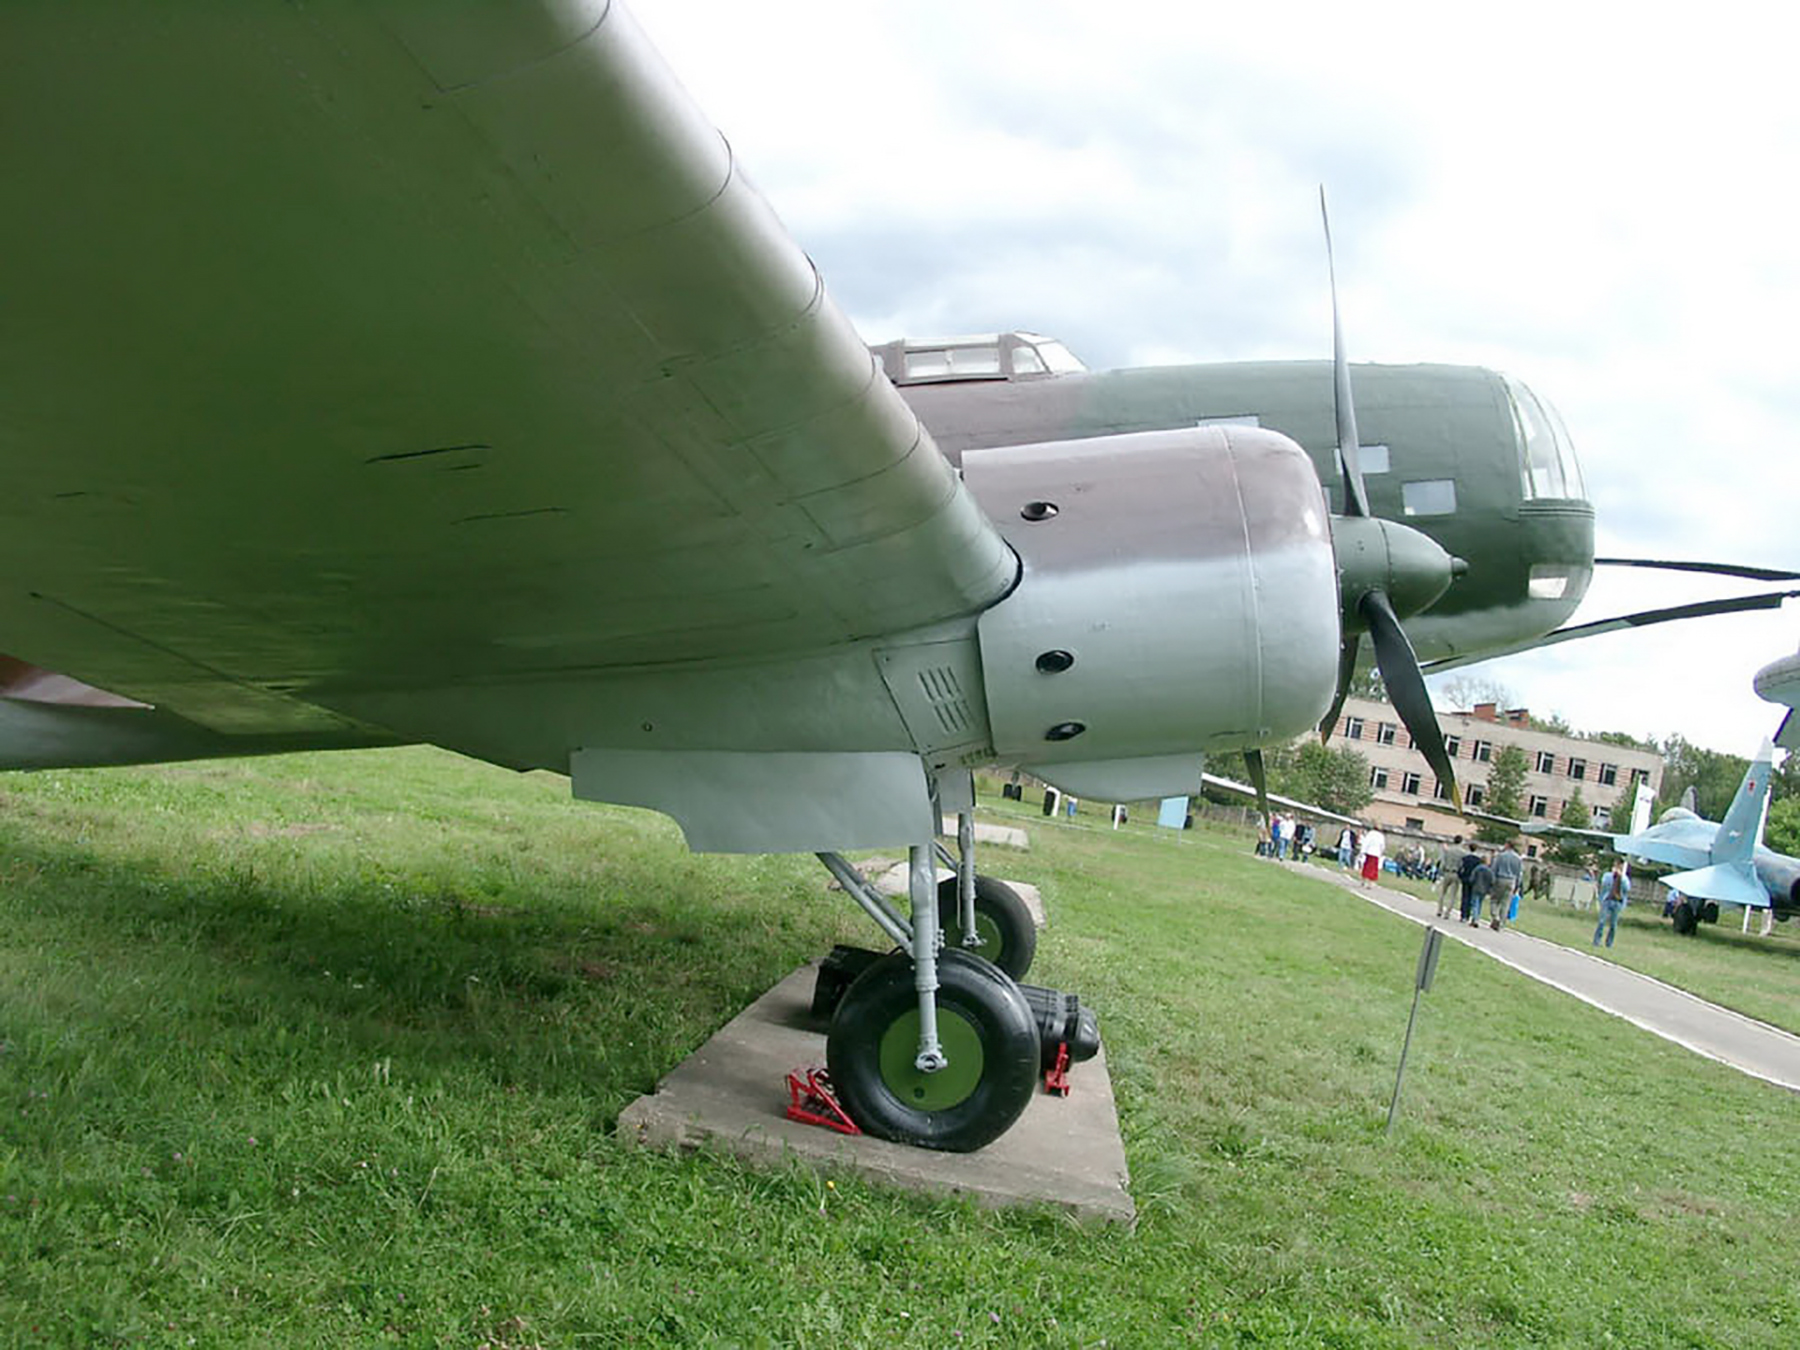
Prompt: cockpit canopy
<box><xmin>872</xmin><ymin>331</ymin><xmax>1087</xmax><ymax>386</ymax></box>
<box><xmin>1504</xmin><ymin>374</ymin><xmax>1585</xmax><ymax>503</ymax></box>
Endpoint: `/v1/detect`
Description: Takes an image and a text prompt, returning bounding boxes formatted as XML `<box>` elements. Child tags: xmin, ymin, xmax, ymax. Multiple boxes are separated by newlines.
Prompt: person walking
<box><xmin>1435</xmin><ymin>834</ymin><xmax>1465</xmax><ymax>918</ymax></box>
<box><xmin>1336</xmin><ymin>826</ymin><xmax>1356</xmax><ymax>869</ymax></box>
<box><xmin>1359</xmin><ymin>825</ymin><xmax>1386</xmax><ymax>887</ymax></box>
<box><xmin>1490</xmin><ymin>842</ymin><xmax>1524</xmax><ymax>931</ymax></box>
<box><xmin>1593</xmin><ymin>859</ymin><xmax>1631</xmax><ymax>948</ymax></box>
<box><xmin>1456</xmin><ymin>843</ymin><xmax>1483</xmax><ymax>922</ymax></box>
<box><xmin>1467</xmin><ymin>852</ymin><xmax>1495</xmax><ymax>926</ymax></box>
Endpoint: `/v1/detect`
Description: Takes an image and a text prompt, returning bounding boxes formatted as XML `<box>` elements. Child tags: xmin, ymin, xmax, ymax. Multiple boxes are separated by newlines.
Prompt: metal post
<box><xmin>909</xmin><ymin>843</ymin><xmax>946</xmax><ymax>1073</ymax></box>
<box><xmin>1386</xmin><ymin>925</ymin><xmax>1442</xmax><ymax>1134</ymax></box>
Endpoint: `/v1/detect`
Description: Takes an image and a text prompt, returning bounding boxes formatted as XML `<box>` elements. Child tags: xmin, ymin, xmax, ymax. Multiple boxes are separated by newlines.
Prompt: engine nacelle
<box><xmin>962</xmin><ymin>425</ymin><xmax>1339</xmax><ymax>800</ymax></box>
<box><xmin>1756</xmin><ymin>853</ymin><xmax>1800</xmax><ymax>918</ymax></box>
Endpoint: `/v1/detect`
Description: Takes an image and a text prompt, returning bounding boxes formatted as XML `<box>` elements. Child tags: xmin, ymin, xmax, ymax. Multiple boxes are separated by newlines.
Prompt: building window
<box><xmin>1526</xmin><ymin>843</ymin><xmax>1539</xmax><ymax>859</ymax></box>
<box><xmin>1401</xmin><ymin>772</ymin><xmax>1422</xmax><ymax>795</ymax></box>
<box><xmin>1630</xmin><ymin>767</ymin><xmax>1649</xmax><ymax>786</ymax></box>
<box><xmin>1371</xmin><ymin>767</ymin><xmax>1389</xmax><ymax>789</ymax></box>
<box><xmin>1467</xmin><ymin>784</ymin><xmax>1486</xmax><ymax>807</ymax></box>
<box><xmin>1401</xmin><ymin>479</ymin><xmax>1457</xmax><ymax>517</ymax></box>
<box><xmin>1529</xmin><ymin>794</ymin><xmax>1550</xmax><ymax>818</ymax></box>
<box><xmin>1568</xmin><ymin>757</ymin><xmax>1586</xmax><ymax>781</ymax></box>
<box><xmin>1433</xmin><ymin>779</ymin><xmax>1450</xmax><ymax>800</ymax></box>
<box><xmin>1535</xmin><ymin>750</ymin><xmax>1556</xmax><ymax>774</ymax></box>
<box><xmin>1377</xmin><ymin>722</ymin><xmax>1397</xmax><ymax>746</ymax></box>
<box><xmin>1593</xmin><ymin>806</ymin><xmax>1611</xmax><ymax>829</ymax></box>
<box><xmin>1474</xmin><ymin>740</ymin><xmax>1492</xmax><ymax>763</ymax></box>
<box><xmin>1344</xmin><ymin>716</ymin><xmax>1364</xmax><ymax>740</ymax></box>
<box><xmin>1405</xmin><ymin>817</ymin><xmax>1426</xmax><ymax>831</ymax></box>
<box><xmin>1444</xmin><ymin>735</ymin><xmax>1461</xmax><ymax>759</ymax></box>
<box><xmin>1599</xmin><ymin>762</ymin><xmax>1617</xmax><ymax>786</ymax></box>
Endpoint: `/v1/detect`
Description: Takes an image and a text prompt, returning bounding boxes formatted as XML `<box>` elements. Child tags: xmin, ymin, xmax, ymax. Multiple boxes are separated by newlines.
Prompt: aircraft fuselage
<box><xmin>896</xmin><ymin>357</ymin><xmax>1594</xmax><ymax>665</ymax></box>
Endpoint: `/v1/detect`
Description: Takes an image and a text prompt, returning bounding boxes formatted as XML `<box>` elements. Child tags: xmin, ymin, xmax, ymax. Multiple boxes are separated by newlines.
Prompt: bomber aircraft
<box><xmin>4</xmin><ymin>4</ymin><xmax>1796</xmax><ymax>1151</ymax></box>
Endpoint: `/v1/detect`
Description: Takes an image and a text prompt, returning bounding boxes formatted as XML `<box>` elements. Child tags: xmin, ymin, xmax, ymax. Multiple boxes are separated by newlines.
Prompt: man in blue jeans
<box><xmin>1593</xmin><ymin>859</ymin><xmax>1631</xmax><ymax>947</ymax></box>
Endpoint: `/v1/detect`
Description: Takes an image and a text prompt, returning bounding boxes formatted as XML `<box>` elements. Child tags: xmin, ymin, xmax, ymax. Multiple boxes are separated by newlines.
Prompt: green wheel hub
<box><xmin>877</xmin><ymin>1006</ymin><xmax>985</xmax><ymax>1110</ymax></box>
<box><xmin>968</xmin><ymin>909</ymin><xmax>1003</xmax><ymax>956</ymax></box>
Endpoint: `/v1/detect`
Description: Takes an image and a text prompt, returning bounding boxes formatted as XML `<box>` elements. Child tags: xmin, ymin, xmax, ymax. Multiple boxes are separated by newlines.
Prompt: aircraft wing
<box><xmin>0</xmin><ymin>6</ymin><xmax>1014</xmax><ymax>770</ymax></box>
<box><xmin>1660</xmin><ymin>862</ymin><xmax>1770</xmax><ymax>908</ymax></box>
<box><xmin>1609</xmin><ymin>832</ymin><xmax>1711</xmax><ymax>871</ymax></box>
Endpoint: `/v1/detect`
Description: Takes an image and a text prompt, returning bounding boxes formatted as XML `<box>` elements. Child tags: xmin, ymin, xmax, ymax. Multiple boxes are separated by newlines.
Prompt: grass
<box><xmin>1</xmin><ymin>749</ymin><xmax>1797</xmax><ymax>1346</ymax></box>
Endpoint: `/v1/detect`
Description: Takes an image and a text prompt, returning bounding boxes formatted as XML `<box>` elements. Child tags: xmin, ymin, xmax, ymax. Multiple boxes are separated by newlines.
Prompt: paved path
<box><xmin>1283</xmin><ymin>860</ymin><xmax>1800</xmax><ymax>1093</ymax></box>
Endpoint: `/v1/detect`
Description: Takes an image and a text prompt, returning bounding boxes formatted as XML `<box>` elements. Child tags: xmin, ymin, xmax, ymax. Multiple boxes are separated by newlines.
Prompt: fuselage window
<box><xmin>1034</xmin><ymin>340</ymin><xmax>1087</xmax><ymax>374</ymax></box>
<box><xmin>1011</xmin><ymin>345</ymin><xmax>1047</xmax><ymax>376</ymax></box>
<box><xmin>1401</xmin><ymin>479</ymin><xmax>1456</xmax><ymax>517</ymax></box>
<box><xmin>1359</xmin><ymin>444</ymin><xmax>1390</xmax><ymax>474</ymax></box>
<box><xmin>904</xmin><ymin>346</ymin><xmax>1001</xmax><ymax>379</ymax></box>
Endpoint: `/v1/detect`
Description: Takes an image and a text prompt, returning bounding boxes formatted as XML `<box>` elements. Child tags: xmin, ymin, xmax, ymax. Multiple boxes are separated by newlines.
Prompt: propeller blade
<box><xmin>1421</xmin><ymin>588</ymin><xmax>1800</xmax><ymax>674</ymax></box>
<box><xmin>1318</xmin><ymin>634</ymin><xmax>1361</xmax><ymax>743</ymax></box>
<box><xmin>1596</xmin><ymin>557</ymin><xmax>1800</xmax><ymax>582</ymax></box>
<box><xmin>1320</xmin><ymin>188</ymin><xmax>1369</xmax><ymax>519</ymax></box>
<box><xmin>1244</xmin><ymin>748</ymin><xmax>1272</xmax><ymax>827</ymax></box>
<box><xmin>1362</xmin><ymin>588</ymin><xmax>1462</xmax><ymax>812</ymax></box>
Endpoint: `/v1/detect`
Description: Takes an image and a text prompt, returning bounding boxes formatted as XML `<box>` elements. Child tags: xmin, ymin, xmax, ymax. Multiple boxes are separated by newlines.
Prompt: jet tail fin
<box><xmin>1710</xmin><ymin>739</ymin><xmax>1775</xmax><ymax>866</ymax></box>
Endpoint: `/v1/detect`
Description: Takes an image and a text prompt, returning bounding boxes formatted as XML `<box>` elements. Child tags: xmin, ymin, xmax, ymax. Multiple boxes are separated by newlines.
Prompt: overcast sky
<box><xmin>634</xmin><ymin>0</ymin><xmax>1800</xmax><ymax>755</ymax></box>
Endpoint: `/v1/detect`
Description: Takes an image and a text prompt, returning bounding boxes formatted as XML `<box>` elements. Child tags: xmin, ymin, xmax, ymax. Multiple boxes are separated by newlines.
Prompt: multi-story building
<box><xmin>1327</xmin><ymin>697</ymin><xmax>1663</xmax><ymax>853</ymax></box>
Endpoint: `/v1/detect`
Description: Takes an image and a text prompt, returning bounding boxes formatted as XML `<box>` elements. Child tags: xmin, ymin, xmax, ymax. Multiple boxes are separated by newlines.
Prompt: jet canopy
<box><xmin>872</xmin><ymin>332</ymin><xmax>1087</xmax><ymax>385</ymax></box>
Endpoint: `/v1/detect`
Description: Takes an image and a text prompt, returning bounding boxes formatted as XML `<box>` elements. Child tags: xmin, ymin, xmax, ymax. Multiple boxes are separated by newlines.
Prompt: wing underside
<box><xmin>0</xmin><ymin>4</ymin><xmax>1013</xmax><ymax>769</ymax></box>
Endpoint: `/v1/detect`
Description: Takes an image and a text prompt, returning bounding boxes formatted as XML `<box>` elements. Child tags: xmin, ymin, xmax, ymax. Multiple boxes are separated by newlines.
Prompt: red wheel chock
<box><xmin>785</xmin><ymin>1067</ymin><xmax>861</xmax><ymax>1135</ymax></box>
<box><xmin>1044</xmin><ymin>1041</ymin><xmax>1071</xmax><ymax>1097</ymax></box>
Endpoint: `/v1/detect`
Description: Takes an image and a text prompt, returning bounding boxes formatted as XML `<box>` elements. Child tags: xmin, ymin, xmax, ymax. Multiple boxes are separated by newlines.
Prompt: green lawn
<box><xmin>3</xmin><ymin>750</ymin><xmax>1798</xmax><ymax>1346</ymax></box>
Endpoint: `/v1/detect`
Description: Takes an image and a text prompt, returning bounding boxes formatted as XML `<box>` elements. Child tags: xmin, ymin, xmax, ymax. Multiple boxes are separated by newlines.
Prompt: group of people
<box><xmin>1433</xmin><ymin>835</ymin><xmax>1525</xmax><ymax>931</ymax></box>
<box><xmin>1255</xmin><ymin>813</ymin><xmax>1316</xmax><ymax>861</ymax></box>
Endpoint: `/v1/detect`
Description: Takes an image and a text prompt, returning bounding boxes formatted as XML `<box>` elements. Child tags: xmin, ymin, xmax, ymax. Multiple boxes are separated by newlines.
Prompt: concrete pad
<box><xmin>940</xmin><ymin>817</ymin><xmax>1031</xmax><ymax>850</ymax></box>
<box><xmin>871</xmin><ymin>863</ymin><xmax>1047</xmax><ymax>928</ymax></box>
<box><xmin>618</xmin><ymin>963</ymin><xmax>1134</xmax><ymax>1225</ymax></box>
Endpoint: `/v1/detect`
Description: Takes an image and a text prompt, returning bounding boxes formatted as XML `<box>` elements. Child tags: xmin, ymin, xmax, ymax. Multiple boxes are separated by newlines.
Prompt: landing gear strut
<box><xmin>809</xmin><ymin>771</ymin><xmax>1049</xmax><ymax>1150</ymax></box>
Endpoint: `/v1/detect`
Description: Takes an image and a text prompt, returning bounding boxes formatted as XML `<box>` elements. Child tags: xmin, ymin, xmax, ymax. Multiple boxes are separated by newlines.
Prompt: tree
<box><xmin>1265</xmin><ymin>741</ymin><xmax>1373</xmax><ymax>818</ymax></box>
<box><xmin>1654</xmin><ymin>736</ymin><xmax>1748</xmax><ymax>820</ymax></box>
<box><xmin>1433</xmin><ymin>674</ymin><xmax>1517</xmax><ymax>714</ymax></box>
<box><xmin>1346</xmin><ymin>668</ymin><xmax>1387</xmax><ymax>702</ymax></box>
<box><xmin>1551</xmin><ymin>787</ymin><xmax>1592</xmax><ymax>865</ymax></box>
<box><xmin>1767</xmin><ymin>796</ymin><xmax>1800</xmax><ymax>857</ymax></box>
<box><xmin>1478</xmin><ymin>743</ymin><xmax>1528</xmax><ymax>844</ymax></box>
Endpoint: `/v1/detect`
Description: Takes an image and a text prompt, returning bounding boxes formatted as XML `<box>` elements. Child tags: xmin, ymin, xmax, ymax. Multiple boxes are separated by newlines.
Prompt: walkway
<box><xmin>1285</xmin><ymin>860</ymin><xmax>1800</xmax><ymax>1093</ymax></box>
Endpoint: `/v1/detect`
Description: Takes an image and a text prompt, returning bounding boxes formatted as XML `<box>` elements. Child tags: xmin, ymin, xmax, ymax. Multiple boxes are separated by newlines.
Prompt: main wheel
<box><xmin>1672</xmin><ymin>900</ymin><xmax>1696</xmax><ymax>935</ymax></box>
<box><xmin>937</xmin><ymin>873</ymin><xmax>1037</xmax><ymax>979</ymax></box>
<box><xmin>1701</xmin><ymin>900</ymin><xmax>1721</xmax><ymax>925</ymax></box>
<box><xmin>826</xmin><ymin>948</ymin><xmax>1039</xmax><ymax>1152</ymax></box>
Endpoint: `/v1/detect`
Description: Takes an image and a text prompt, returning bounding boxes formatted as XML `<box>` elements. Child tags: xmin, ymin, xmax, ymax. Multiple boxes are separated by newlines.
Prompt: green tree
<box><xmin>1654</xmin><ymin>736</ymin><xmax>1748</xmax><ymax>820</ymax></box>
<box><xmin>1767</xmin><ymin>796</ymin><xmax>1800</xmax><ymax>856</ymax></box>
<box><xmin>1551</xmin><ymin>787</ymin><xmax>1592</xmax><ymax>865</ymax></box>
<box><xmin>1266</xmin><ymin>741</ymin><xmax>1373</xmax><ymax>818</ymax></box>
<box><xmin>1479</xmin><ymin>743</ymin><xmax>1528</xmax><ymax>844</ymax></box>
<box><xmin>1346</xmin><ymin>668</ymin><xmax>1387</xmax><ymax>702</ymax></box>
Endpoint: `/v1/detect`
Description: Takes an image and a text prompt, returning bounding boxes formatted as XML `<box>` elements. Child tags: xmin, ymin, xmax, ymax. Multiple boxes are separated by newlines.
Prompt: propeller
<box><xmin>1315</xmin><ymin>190</ymin><xmax>1465</xmax><ymax>810</ymax></box>
<box><xmin>1596</xmin><ymin>557</ymin><xmax>1800</xmax><ymax>582</ymax></box>
<box><xmin>1244</xmin><ymin>748</ymin><xmax>1272</xmax><ymax>829</ymax></box>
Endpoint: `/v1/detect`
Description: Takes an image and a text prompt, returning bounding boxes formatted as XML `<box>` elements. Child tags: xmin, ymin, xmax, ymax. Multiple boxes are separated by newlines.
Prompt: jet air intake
<box><xmin>962</xmin><ymin>423</ymin><xmax>1340</xmax><ymax>802</ymax></box>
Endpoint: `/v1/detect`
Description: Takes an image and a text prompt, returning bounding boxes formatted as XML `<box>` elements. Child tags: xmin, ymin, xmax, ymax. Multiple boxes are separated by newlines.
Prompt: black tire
<box><xmin>1672</xmin><ymin>900</ymin><xmax>1696</xmax><ymax>935</ymax></box>
<box><xmin>1701</xmin><ymin>900</ymin><xmax>1721</xmax><ymax>925</ymax></box>
<box><xmin>937</xmin><ymin>873</ymin><xmax>1037</xmax><ymax>979</ymax></box>
<box><xmin>826</xmin><ymin>949</ymin><xmax>1039</xmax><ymax>1152</ymax></box>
